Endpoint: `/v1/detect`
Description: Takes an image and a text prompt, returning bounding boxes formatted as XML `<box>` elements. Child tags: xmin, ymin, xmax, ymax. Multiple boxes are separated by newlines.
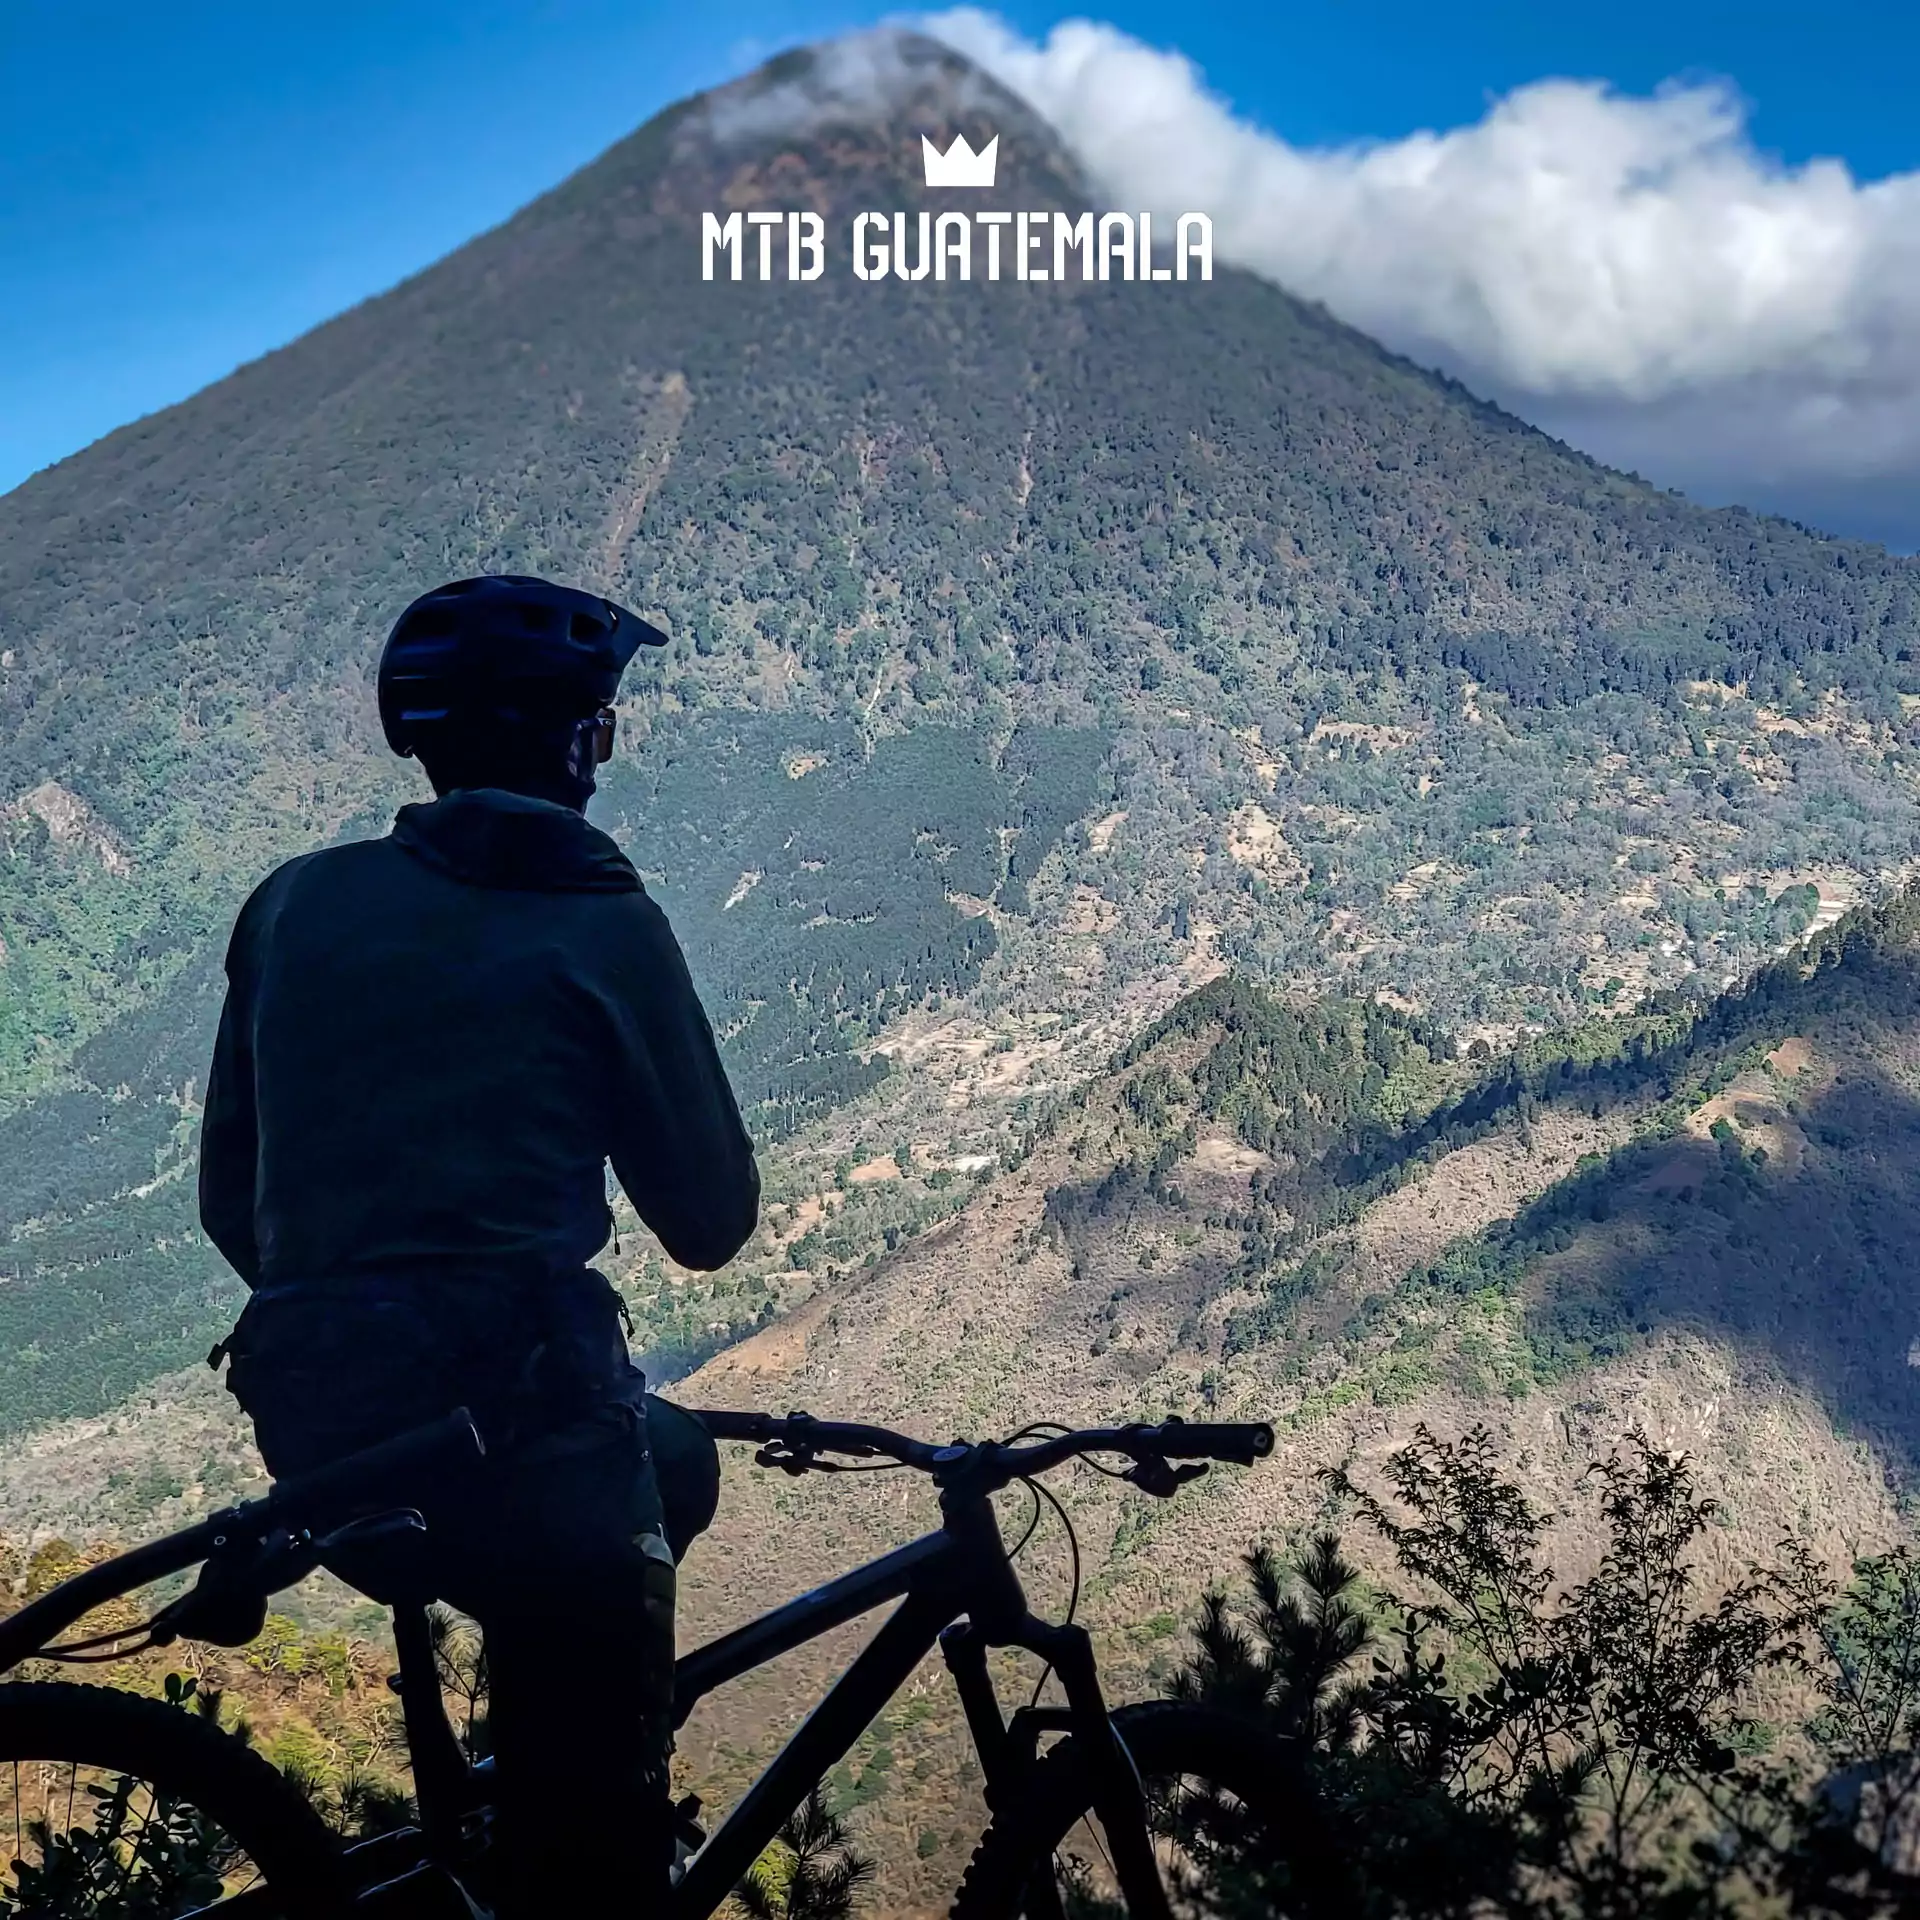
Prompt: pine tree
<box><xmin>732</xmin><ymin>1787</ymin><xmax>874</xmax><ymax>1920</ymax></box>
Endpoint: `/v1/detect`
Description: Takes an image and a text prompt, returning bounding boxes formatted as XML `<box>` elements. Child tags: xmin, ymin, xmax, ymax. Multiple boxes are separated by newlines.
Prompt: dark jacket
<box><xmin>198</xmin><ymin>788</ymin><xmax>759</xmax><ymax>1298</ymax></box>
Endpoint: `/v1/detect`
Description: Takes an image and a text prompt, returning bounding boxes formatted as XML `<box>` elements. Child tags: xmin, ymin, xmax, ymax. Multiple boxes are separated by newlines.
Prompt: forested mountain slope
<box><xmin>665</xmin><ymin>887</ymin><xmax>1920</xmax><ymax>1912</ymax></box>
<box><xmin>691</xmin><ymin>880</ymin><xmax>1920</xmax><ymax>1481</ymax></box>
<box><xmin>5</xmin><ymin>28</ymin><xmax>1920</xmax><ymax>1438</ymax></box>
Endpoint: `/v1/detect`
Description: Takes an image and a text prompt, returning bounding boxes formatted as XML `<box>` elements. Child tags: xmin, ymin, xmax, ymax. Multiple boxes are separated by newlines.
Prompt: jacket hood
<box><xmin>391</xmin><ymin>789</ymin><xmax>641</xmax><ymax>893</ymax></box>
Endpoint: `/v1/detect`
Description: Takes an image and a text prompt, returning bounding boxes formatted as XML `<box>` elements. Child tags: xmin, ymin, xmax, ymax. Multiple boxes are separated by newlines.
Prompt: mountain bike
<box><xmin>0</xmin><ymin>1402</ymin><xmax>1327</xmax><ymax>1917</ymax></box>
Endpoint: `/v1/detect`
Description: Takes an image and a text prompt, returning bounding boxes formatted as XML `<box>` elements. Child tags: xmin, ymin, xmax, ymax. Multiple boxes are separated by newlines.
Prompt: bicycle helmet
<box><xmin>377</xmin><ymin>575</ymin><xmax>667</xmax><ymax>758</ymax></box>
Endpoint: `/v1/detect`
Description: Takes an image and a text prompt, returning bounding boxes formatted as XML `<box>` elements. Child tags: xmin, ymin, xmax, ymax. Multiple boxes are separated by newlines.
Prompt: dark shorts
<box><xmin>218</xmin><ymin>1269</ymin><xmax>720</xmax><ymax>1571</ymax></box>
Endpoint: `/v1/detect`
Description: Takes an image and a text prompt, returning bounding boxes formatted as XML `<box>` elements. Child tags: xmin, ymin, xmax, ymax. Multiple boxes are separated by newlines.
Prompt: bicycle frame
<box><xmin>395</xmin><ymin>1479</ymin><xmax>1167</xmax><ymax>1920</ymax></box>
<box><xmin>0</xmin><ymin>1401</ymin><xmax>1244</xmax><ymax>1919</ymax></box>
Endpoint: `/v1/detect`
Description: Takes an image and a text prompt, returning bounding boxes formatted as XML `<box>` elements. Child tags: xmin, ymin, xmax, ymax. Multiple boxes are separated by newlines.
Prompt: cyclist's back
<box><xmin>212</xmin><ymin>791</ymin><xmax>752</xmax><ymax>1291</ymax></box>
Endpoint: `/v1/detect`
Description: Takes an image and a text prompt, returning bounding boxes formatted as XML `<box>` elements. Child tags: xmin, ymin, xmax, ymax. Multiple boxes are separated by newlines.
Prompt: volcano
<box><xmin>2</xmin><ymin>30</ymin><xmax>1918</xmax><ymax>1434</ymax></box>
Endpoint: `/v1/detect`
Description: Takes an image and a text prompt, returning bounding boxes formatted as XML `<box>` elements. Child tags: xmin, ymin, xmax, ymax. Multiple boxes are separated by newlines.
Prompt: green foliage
<box><xmin>824</xmin><ymin>1740</ymin><xmax>893</xmax><ymax>1818</ymax></box>
<box><xmin>263</xmin><ymin>1716</ymin><xmax>331</xmax><ymax>1796</ymax></box>
<box><xmin>428</xmin><ymin>1604</ymin><xmax>492</xmax><ymax>1762</ymax></box>
<box><xmin>241</xmin><ymin>1614</ymin><xmax>307</xmax><ymax>1679</ymax></box>
<box><xmin>1047</xmin><ymin>978</ymin><xmax>1466</xmax><ymax>1275</ymax></box>
<box><xmin>0</xmin><ymin>1675</ymin><xmax>244</xmax><ymax>1917</ymax></box>
<box><xmin>731</xmin><ymin>1786</ymin><xmax>875</xmax><ymax>1920</ymax></box>
<box><xmin>1770</xmin><ymin>1543</ymin><xmax>1920</xmax><ymax>1899</ymax></box>
<box><xmin>1805</xmin><ymin>1549</ymin><xmax>1920</xmax><ymax>1770</ymax></box>
<box><xmin>1221</xmin><ymin>879</ymin><xmax>1920</xmax><ymax>1394</ymax></box>
<box><xmin>601</xmin><ymin>717</ymin><xmax>1109</xmax><ymax>1140</ymax></box>
<box><xmin>1176</xmin><ymin>1426</ymin><xmax>1920</xmax><ymax>1917</ymax></box>
<box><xmin>0</xmin><ymin>1766</ymin><xmax>236</xmax><ymax>1917</ymax></box>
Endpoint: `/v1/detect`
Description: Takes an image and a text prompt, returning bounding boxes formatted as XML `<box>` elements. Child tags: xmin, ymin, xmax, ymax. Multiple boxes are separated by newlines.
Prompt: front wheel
<box><xmin>0</xmin><ymin>1681</ymin><xmax>353</xmax><ymax>1918</ymax></box>
<box><xmin>951</xmin><ymin>1701</ymin><xmax>1341</xmax><ymax>1920</ymax></box>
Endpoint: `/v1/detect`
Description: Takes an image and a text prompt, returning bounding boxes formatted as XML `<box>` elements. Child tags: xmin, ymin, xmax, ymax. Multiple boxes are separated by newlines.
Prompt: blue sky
<box><xmin>5</xmin><ymin>1</ymin><xmax>1919</xmax><ymax>538</ymax></box>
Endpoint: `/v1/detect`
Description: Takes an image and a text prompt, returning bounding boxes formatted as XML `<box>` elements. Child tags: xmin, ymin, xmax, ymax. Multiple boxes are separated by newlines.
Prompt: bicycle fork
<box><xmin>942</xmin><ymin>1620</ymin><xmax>1175</xmax><ymax>1920</ymax></box>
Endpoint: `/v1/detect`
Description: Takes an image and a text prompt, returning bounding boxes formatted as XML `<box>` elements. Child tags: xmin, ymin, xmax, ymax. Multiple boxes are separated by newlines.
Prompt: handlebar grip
<box><xmin>1150</xmin><ymin>1422</ymin><xmax>1275</xmax><ymax>1466</ymax></box>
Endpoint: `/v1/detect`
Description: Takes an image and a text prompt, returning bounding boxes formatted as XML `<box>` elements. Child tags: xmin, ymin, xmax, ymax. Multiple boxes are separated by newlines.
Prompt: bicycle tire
<box><xmin>950</xmin><ymin>1700</ymin><xmax>1339</xmax><ymax>1920</ymax></box>
<box><xmin>0</xmin><ymin>1681</ymin><xmax>353</xmax><ymax>1917</ymax></box>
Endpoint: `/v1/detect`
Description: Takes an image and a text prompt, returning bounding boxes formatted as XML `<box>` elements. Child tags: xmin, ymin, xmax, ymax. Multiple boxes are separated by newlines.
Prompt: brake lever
<box><xmin>152</xmin><ymin>1510</ymin><xmax>430</xmax><ymax>1650</ymax></box>
<box><xmin>1126</xmin><ymin>1457</ymin><xmax>1209</xmax><ymax>1499</ymax></box>
<box><xmin>151</xmin><ymin>1526</ymin><xmax>315</xmax><ymax>1650</ymax></box>
<box><xmin>755</xmin><ymin>1442</ymin><xmax>818</xmax><ymax>1477</ymax></box>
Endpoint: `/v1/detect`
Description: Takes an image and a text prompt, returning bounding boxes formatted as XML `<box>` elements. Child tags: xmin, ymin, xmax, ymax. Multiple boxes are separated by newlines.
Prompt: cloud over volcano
<box><xmin>922</xmin><ymin>9</ymin><xmax>1920</xmax><ymax>547</ymax></box>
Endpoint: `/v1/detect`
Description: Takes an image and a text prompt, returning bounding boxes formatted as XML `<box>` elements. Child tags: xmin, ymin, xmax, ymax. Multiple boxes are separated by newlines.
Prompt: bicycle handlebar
<box><xmin>694</xmin><ymin>1410</ymin><xmax>945</xmax><ymax>1467</ymax></box>
<box><xmin>0</xmin><ymin>1402</ymin><xmax>1261</xmax><ymax>1673</ymax></box>
<box><xmin>691</xmin><ymin>1408</ymin><xmax>1274</xmax><ymax>1489</ymax></box>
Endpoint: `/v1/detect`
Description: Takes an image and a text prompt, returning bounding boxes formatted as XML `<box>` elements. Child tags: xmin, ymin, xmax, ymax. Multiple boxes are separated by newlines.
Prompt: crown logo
<box><xmin>921</xmin><ymin>133</ymin><xmax>999</xmax><ymax>189</ymax></box>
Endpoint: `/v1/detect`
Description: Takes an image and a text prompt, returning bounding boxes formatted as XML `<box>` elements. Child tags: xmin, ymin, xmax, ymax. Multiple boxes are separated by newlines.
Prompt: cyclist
<box><xmin>198</xmin><ymin>574</ymin><xmax>760</xmax><ymax>1916</ymax></box>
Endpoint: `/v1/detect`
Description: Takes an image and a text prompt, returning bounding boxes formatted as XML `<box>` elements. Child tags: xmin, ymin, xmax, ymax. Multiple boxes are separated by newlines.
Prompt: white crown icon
<box><xmin>922</xmin><ymin>133</ymin><xmax>999</xmax><ymax>189</ymax></box>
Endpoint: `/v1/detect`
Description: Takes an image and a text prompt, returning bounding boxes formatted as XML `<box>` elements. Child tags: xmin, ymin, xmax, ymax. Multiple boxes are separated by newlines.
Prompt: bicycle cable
<box><xmin>1023</xmin><ymin>1475</ymin><xmax>1083</xmax><ymax>1711</ymax></box>
<box><xmin>1003</xmin><ymin>1420</ymin><xmax>1149</xmax><ymax>1482</ymax></box>
<box><xmin>996</xmin><ymin>1423</ymin><xmax>1064</xmax><ymax>1568</ymax></box>
<box><xmin>1003</xmin><ymin>1479</ymin><xmax>1044</xmax><ymax>1563</ymax></box>
<box><xmin>37</xmin><ymin>1634</ymin><xmax>163</xmax><ymax>1664</ymax></box>
<box><xmin>32</xmin><ymin>1616</ymin><xmax>167</xmax><ymax>1659</ymax></box>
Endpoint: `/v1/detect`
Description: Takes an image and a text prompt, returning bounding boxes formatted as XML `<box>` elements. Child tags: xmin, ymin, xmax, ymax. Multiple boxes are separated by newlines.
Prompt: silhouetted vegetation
<box><xmin>731</xmin><ymin>1787</ymin><xmax>874</xmax><ymax>1920</ymax></box>
<box><xmin>1172</xmin><ymin>1426</ymin><xmax>1920</xmax><ymax>1917</ymax></box>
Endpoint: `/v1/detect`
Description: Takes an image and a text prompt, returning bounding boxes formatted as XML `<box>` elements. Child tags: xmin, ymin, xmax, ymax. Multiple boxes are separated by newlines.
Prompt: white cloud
<box><xmin>920</xmin><ymin>9</ymin><xmax>1920</xmax><ymax>541</ymax></box>
<box><xmin>705</xmin><ymin>28</ymin><xmax>999</xmax><ymax>147</ymax></box>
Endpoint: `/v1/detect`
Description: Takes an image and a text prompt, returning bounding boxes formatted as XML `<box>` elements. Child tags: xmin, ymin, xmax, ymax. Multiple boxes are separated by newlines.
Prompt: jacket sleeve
<box><xmin>198</xmin><ymin>899</ymin><xmax>263</xmax><ymax>1286</ymax></box>
<box><xmin>603</xmin><ymin>892</ymin><xmax>760</xmax><ymax>1273</ymax></box>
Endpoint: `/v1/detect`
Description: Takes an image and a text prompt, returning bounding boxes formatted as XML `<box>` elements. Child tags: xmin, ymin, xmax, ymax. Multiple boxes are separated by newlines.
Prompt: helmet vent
<box><xmin>377</xmin><ymin>574</ymin><xmax>658</xmax><ymax>760</ymax></box>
